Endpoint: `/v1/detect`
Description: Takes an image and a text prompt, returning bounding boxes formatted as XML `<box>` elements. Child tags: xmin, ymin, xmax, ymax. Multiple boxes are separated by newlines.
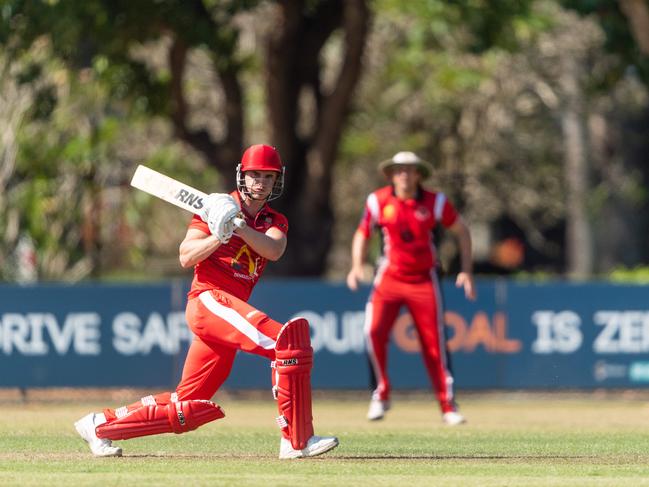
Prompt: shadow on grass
<box><xmin>119</xmin><ymin>453</ymin><xmax>592</xmax><ymax>461</ymax></box>
<box><xmin>336</xmin><ymin>455</ymin><xmax>592</xmax><ymax>460</ymax></box>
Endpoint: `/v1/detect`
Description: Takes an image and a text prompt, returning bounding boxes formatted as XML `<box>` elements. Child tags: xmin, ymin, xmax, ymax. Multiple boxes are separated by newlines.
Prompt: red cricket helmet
<box><xmin>237</xmin><ymin>144</ymin><xmax>285</xmax><ymax>201</ymax></box>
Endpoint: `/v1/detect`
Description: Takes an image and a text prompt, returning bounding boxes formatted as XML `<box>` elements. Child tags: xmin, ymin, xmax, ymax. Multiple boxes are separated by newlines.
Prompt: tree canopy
<box><xmin>1</xmin><ymin>0</ymin><xmax>648</xmax><ymax>281</ymax></box>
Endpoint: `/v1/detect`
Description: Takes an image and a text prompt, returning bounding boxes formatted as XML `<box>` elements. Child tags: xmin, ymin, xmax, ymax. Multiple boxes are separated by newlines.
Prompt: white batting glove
<box><xmin>213</xmin><ymin>212</ymin><xmax>240</xmax><ymax>242</ymax></box>
<box><xmin>199</xmin><ymin>193</ymin><xmax>237</xmax><ymax>223</ymax></box>
<box><xmin>206</xmin><ymin>198</ymin><xmax>241</xmax><ymax>243</ymax></box>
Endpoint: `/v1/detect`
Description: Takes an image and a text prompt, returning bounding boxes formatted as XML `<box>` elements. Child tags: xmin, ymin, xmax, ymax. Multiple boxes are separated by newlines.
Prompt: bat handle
<box><xmin>233</xmin><ymin>217</ymin><xmax>246</xmax><ymax>229</ymax></box>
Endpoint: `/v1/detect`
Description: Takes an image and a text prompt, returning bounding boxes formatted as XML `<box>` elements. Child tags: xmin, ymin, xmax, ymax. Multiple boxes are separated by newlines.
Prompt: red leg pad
<box><xmin>274</xmin><ymin>317</ymin><xmax>314</xmax><ymax>450</ymax></box>
<box><xmin>96</xmin><ymin>399</ymin><xmax>225</xmax><ymax>440</ymax></box>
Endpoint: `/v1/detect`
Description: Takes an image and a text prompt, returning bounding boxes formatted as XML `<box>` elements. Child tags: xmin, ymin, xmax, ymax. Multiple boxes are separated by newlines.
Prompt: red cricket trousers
<box><xmin>104</xmin><ymin>288</ymin><xmax>283</xmax><ymax>421</ymax></box>
<box><xmin>365</xmin><ymin>271</ymin><xmax>457</xmax><ymax>413</ymax></box>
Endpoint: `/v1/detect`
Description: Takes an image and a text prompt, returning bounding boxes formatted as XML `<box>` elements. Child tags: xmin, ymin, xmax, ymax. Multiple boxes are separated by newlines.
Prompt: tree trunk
<box><xmin>163</xmin><ymin>1</ymin><xmax>369</xmax><ymax>276</ymax></box>
<box><xmin>619</xmin><ymin>0</ymin><xmax>649</xmax><ymax>55</ymax></box>
<box><xmin>265</xmin><ymin>0</ymin><xmax>369</xmax><ymax>275</ymax></box>
<box><xmin>168</xmin><ymin>35</ymin><xmax>243</xmax><ymax>190</ymax></box>
<box><xmin>560</xmin><ymin>55</ymin><xmax>593</xmax><ymax>279</ymax></box>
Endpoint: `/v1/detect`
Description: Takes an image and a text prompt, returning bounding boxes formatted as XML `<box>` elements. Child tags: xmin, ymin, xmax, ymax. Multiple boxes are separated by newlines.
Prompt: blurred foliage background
<box><xmin>1</xmin><ymin>0</ymin><xmax>648</xmax><ymax>283</ymax></box>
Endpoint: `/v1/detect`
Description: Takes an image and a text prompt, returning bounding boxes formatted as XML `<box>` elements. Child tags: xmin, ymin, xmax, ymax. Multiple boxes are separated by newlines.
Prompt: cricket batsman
<box><xmin>75</xmin><ymin>144</ymin><xmax>339</xmax><ymax>459</ymax></box>
<box><xmin>346</xmin><ymin>151</ymin><xmax>476</xmax><ymax>424</ymax></box>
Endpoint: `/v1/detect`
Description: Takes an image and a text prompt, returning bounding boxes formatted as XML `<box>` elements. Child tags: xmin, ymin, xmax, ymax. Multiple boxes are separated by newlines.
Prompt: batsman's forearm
<box><xmin>179</xmin><ymin>235</ymin><xmax>222</xmax><ymax>268</ymax></box>
<box><xmin>236</xmin><ymin>226</ymin><xmax>286</xmax><ymax>261</ymax></box>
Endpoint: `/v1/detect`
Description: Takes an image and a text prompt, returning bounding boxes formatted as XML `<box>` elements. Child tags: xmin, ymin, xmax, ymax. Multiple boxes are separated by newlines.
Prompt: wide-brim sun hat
<box><xmin>378</xmin><ymin>151</ymin><xmax>433</xmax><ymax>179</ymax></box>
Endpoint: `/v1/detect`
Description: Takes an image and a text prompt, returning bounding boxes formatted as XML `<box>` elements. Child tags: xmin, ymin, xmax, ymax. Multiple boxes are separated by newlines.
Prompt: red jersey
<box><xmin>187</xmin><ymin>191</ymin><xmax>288</xmax><ymax>301</ymax></box>
<box><xmin>357</xmin><ymin>186</ymin><xmax>458</xmax><ymax>282</ymax></box>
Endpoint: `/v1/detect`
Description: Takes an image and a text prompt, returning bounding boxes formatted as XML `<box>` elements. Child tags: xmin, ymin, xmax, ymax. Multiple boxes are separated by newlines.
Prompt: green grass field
<box><xmin>2</xmin><ymin>392</ymin><xmax>649</xmax><ymax>486</ymax></box>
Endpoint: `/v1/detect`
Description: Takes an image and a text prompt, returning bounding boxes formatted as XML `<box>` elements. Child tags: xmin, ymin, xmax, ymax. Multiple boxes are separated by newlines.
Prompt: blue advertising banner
<box><xmin>1</xmin><ymin>280</ymin><xmax>648</xmax><ymax>390</ymax></box>
<box><xmin>0</xmin><ymin>283</ymin><xmax>191</xmax><ymax>387</ymax></box>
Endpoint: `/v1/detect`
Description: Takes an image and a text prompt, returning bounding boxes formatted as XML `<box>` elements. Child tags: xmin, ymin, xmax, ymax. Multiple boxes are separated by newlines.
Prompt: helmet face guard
<box><xmin>236</xmin><ymin>164</ymin><xmax>285</xmax><ymax>201</ymax></box>
<box><xmin>236</xmin><ymin>144</ymin><xmax>285</xmax><ymax>202</ymax></box>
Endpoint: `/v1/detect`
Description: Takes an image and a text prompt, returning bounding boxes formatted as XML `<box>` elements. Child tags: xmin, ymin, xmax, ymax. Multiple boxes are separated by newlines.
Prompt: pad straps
<box><xmin>273</xmin><ymin>318</ymin><xmax>315</xmax><ymax>450</ymax></box>
<box><xmin>96</xmin><ymin>398</ymin><xmax>225</xmax><ymax>441</ymax></box>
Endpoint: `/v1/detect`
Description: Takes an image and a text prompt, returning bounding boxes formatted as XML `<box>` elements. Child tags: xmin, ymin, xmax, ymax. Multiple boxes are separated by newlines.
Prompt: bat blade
<box><xmin>130</xmin><ymin>164</ymin><xmax>207</xmax><ymax>216</ymax></box>
<box><xmin>130</xmin><ymin>165</ymin><xmax>245</xmax><ymax>228</ymax></box>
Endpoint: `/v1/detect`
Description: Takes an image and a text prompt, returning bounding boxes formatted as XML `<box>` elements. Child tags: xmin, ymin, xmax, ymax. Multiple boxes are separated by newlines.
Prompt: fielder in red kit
<box><xmin>75</xmin><ymin>144</ymin><xmax>338</xmax><ymax>459</ymax></box>
<box><xmin>346</xmin><ymin>151</ymin><xmax>476</xmax><ymax>425</ymax></box>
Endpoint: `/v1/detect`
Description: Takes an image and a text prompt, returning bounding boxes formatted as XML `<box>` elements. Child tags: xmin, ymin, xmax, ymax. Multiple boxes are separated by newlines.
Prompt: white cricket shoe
<box><xmin>442</xmin><ymin>411</ymin><xmax>466</xmax><ymax>426</ymax></box>
<box><xmin>367</xmin><ymin>398</ymin><xmax>390</xmax><ymax>421</ymax></box>
<box><xmin>279</xmin><ymin>435</ymin><xmax>339</xmax><ymax>459</ymax></box>
<box><xmin>74</xmin><ymin>412</ymin><xmax>122</xmax><ymax>457</ymax></box>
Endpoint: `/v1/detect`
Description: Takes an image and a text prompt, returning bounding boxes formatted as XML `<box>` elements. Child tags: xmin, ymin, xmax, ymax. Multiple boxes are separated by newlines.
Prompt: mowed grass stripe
<box><xmin>1</xmin><ymin>394</ymin><xmax>649</xmax><ymax>486</ymax></box>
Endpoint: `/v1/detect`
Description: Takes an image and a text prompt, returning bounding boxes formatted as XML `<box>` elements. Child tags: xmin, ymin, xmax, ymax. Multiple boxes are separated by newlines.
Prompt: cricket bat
<box><xmin>130</xmin><ymin>165</ymin><xmax>245</xmax><ymax>227</ymax></box>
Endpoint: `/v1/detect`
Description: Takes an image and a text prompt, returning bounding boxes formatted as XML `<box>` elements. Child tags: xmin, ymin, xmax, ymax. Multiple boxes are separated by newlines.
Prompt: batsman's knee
<box><xmin>275</xmin><ymin>317</ymin><xmax>312</xmax><ymax>353</ymax></box>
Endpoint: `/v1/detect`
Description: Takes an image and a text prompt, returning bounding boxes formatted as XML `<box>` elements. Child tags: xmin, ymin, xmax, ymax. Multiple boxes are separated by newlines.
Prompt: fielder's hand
<box><xmin>346</xmin><ymin>266</ymin><xmax>365</xmax><ymax>291</ymax></box>
<box><xmin>456</xmin><ymin>272</ymin><xmax>476</xmax><ymax>301</ymax></box>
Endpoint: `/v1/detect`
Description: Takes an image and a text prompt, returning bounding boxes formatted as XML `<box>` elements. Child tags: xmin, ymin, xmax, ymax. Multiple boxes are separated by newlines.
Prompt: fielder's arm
<box><xmin>346</xmin><ymin>229</ymin><xmax>369</xmax><ymax>291</ymax></box>
<box><xmin>447</xmin><ymin>216</ymin><xmax>477</xmax><ymax>301</ymax></box>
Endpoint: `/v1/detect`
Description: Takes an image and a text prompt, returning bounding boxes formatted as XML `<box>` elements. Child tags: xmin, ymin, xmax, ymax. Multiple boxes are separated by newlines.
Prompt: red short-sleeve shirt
<box><xmin>357</xmin><ymin>186</ymin><xmax>458</xmax><ymax>281</ymax></box>
<box><xmin>187</xmin><ymin>191</ymin><xmax>288</xmax><ymax>301</ymax></box>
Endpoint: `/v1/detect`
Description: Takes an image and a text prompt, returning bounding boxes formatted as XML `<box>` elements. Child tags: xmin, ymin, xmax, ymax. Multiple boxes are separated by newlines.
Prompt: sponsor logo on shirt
<box><xmin>231</xmin><ymin>244</ymin><xmax>259</xmax><ymax>279</ymax></box>
<box><xmin>415</xmin><ymin>206</ymin><xmax>430</xmax><ymax>221</ymax></box>
<box><xmin>382</xmin><ymin>204</ymin><xmax>396</xmax><ymax>223</ymax></box>
<box><xmin>233</xmin><ymin>272</ymin><xmax>255</xmax><ymax>280</ymax></box>
<box><xmin>400</xmin><ymin>230</ymin><xmax>414</xmax><ymax>242</ymax></box>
